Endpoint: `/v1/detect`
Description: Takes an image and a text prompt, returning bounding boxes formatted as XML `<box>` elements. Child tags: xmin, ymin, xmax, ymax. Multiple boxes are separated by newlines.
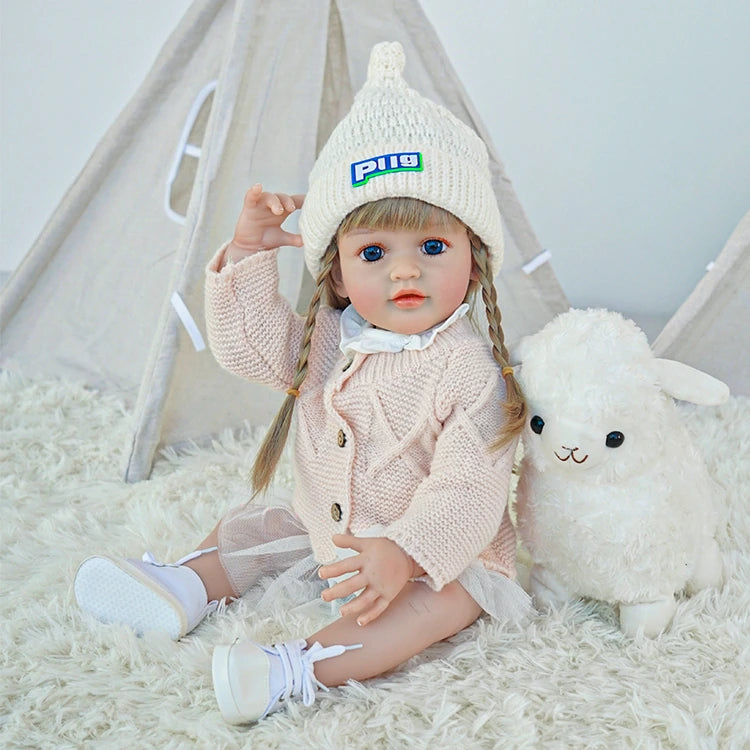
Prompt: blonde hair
<box><xmin>251</xmin><ymin>197</ymin><xmax>526</xmax><ymax>494</ymax></box>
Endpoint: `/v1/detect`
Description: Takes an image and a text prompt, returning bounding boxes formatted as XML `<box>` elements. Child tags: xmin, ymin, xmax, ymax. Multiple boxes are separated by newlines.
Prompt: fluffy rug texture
<box><xmin>2</xmin><ymin>372</ymin><xmax>748</xmax><ymax>749</ymax></box>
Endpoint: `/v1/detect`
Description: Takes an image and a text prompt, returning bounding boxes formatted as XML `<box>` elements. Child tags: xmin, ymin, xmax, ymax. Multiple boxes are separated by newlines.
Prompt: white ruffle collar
<box><xmin>339</xmin><ymin>303</ymin><xmax>469</xmax><ymax>356</ymax></box>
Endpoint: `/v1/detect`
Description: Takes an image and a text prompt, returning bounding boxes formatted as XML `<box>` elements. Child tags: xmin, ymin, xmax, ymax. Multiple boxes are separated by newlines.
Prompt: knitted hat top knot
<box><xmin>366</xmin><ymin>42</ymin><xmax>406</xmax><ymax>87</ymax></box>
<box><xmin>299</xmin><ymin>41</ymin><xmax>504</xmax><ymax>278</ymax></box>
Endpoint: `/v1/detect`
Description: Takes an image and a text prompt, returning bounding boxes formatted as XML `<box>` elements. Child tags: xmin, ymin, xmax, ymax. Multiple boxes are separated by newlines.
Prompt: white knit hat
<box><xmin>298</xmin><ymin>41</ymin><xmax>504</xmax><ymax>277</ymax></box>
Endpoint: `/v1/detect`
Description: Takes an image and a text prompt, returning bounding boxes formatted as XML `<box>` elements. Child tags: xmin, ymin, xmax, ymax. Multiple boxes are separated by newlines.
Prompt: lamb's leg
<box><xmin>686</xmin><ymin>537</ymin><xmax>723</xmax><ymax>594</ymax></box>
<box><xmin>619</xmin><ymin>596</ymin><xmax>677</xmax><ymax>637</ymax></box>
<box><xmin>529</xmin><ymin>565</ymin><xmax>571</xmax><ymax>610</ymax></box>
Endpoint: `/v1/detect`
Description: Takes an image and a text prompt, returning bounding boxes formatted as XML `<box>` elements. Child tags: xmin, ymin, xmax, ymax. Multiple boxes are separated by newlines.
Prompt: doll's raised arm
<box><xmin>221</xmin><ymin>184</ymin><xmax>304</xmax><ymax>268</ymax></box>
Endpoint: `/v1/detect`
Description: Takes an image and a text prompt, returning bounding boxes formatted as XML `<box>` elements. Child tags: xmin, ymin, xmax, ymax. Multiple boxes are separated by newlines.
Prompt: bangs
<box><xmin>337</xmin><ymin>197</ymin><xmax>464</xmax><ymax>236</ymax></box>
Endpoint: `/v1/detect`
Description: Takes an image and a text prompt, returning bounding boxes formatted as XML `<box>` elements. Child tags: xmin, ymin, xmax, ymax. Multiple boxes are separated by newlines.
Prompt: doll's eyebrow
<box><xmin>344</xmin><ymin>228</ymin><xmax>379</xmax><ymax>236</ymax></box>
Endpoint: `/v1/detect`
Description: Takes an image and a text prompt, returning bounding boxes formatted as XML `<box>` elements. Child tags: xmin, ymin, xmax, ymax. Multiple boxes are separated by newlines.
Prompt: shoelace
<box><xmin>142</xmin><ymin>547</ymin><xmax>218</xmax><ymax>567</ymax></box>
<box><xmin>275</xmin><ymin>639</ymin><xmax>362</xmax><ymax>706</ymax></box>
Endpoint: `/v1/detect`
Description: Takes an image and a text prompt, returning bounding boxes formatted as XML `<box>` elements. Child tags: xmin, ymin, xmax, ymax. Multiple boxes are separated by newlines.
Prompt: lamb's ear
<box><xmin>652</xmin><ymin>358</ymin><xmax>730</xmax><ymax>405</ymax></box>
<box><xmin>510</xmin><ymin>336</ymin><xmax>529</xmax><ymax>369</ymax></box>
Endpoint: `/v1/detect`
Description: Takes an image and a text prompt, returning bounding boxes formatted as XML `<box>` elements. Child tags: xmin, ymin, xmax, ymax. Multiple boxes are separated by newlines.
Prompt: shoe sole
<box><xmin>74</xmin><ymin>556</ymin><xmax>186</xmax><ymax>639</ymax></box>
<box><xmin>212</xmin><ymin>643</ymin><xmax>247</xmax><ymax>724</ymax></box>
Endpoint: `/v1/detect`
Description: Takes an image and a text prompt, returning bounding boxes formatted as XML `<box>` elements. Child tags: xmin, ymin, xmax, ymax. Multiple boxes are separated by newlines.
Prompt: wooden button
<box><xmin>331</xmin><ymin>503</ymin><xmax>343</xmax><ymax>522</ymax></box>
<box><xmin>337</xmin><ymin>429</ymin><xmax>347</xmax><ymax>447</ymax></box>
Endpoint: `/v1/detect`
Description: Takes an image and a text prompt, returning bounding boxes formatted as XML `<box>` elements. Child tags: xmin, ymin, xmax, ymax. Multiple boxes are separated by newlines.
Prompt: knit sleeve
<box><xmin>204</xmin><ymin>246</ymin><xmax>304</xmax><ymax>390</ymax></box>
<box><xmin>384</xmin><ymin>348</ymin><xmax>517</xmax><ymax>590</ymax></box>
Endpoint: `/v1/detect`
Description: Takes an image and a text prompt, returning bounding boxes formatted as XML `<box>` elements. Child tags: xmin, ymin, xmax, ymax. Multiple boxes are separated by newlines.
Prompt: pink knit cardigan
<box><xmin>205</xmin><ymin>248</ymin><xmax>518</xmax><ymax>590</ymax></box>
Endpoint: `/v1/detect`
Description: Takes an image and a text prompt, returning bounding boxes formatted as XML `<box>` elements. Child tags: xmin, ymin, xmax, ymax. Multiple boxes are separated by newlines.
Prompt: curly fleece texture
<box><xmin>2</xmin><ymin>372</ymin><xmax>748</xmax><ymax>748</ymax></box>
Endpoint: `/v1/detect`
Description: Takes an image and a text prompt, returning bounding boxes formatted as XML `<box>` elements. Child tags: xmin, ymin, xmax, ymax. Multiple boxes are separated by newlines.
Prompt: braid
<box><xmin>470</xmin><ymin>233</ymin><xmax>527</xmax><ymax>449</ymax></box>
<box><xmin>251</xmin><ymin>242</ymin><xmax>339</xmax><ymax>495</ymax></box>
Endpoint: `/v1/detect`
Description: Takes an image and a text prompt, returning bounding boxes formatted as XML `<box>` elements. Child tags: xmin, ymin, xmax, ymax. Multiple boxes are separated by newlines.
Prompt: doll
<box><xmin>76</xmin><ymin>42</ymin><xmax>530</xmax><ymax>723</ymax></box>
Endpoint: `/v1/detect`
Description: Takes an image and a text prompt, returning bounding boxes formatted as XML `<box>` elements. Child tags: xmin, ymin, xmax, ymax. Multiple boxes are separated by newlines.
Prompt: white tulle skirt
<box><xmin>218</xmin><ymin>496</ymin><xmax>531</xmax><ymax>624</ymax></box>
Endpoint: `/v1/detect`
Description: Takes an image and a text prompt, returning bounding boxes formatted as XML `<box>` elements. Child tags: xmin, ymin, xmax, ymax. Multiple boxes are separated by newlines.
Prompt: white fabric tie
<box><xmin>339</xmin><ymin>303</ymin><xmax>469</xmax><ymax>357</ymax></box>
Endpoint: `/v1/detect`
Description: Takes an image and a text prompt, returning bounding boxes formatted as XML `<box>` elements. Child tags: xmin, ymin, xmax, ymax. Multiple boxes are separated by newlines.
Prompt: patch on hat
<box><xmin>350</xmin><ymin>152</ymin><xmax>423</xmax><ymax>187</ymax></box>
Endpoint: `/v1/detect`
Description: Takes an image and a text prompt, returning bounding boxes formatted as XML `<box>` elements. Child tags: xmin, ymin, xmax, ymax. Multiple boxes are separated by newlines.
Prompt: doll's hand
<box><xmin>319</xmin><ymin>535</ymin><xmax>421</xmax><ymax>626</ymax></box>
<box><xmin>226</xmin><ymin>183</ymin><xmax>304</xmax><ymax>262</ymax></box>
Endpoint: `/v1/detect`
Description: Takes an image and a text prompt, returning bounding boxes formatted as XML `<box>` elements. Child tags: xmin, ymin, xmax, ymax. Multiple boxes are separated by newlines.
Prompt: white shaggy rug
<box><xmin>2</xmin><ymin>372</ymin><xmax>749</xmax><ymax>749</ymax></box>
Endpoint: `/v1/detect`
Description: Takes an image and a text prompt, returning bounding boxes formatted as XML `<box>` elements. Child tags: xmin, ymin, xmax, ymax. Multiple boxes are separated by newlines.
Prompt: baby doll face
<box><xmin>332</xmin><ymin>222</ymin><xmax>474</xmax><ymax>335</ymax></box>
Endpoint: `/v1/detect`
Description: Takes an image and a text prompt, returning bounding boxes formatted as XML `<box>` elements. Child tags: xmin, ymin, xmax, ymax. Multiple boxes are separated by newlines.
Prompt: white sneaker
<box><xmin>212</xmin><ymin>638</ymin><xmax>362</xmax><ymax>724</ymax></box>
<box><xmin>74</xmin><ymin>548</ymin><xmax>219</xmax><ymax>640</ymax></box>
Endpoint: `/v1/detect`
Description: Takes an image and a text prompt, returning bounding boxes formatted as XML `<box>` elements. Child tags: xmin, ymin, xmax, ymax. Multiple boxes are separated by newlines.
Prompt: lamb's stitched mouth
<box><xmin>554</xmin><ymin>448</ymin><xmax>589</xmax><ymax>464</ymax></box>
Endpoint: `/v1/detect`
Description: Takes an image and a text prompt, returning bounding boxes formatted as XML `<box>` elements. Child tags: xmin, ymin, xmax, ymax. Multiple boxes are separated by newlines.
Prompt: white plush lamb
<box><xmin>514</xmin><ymin>308</ymin><xmax>728</xmax><ymax>637</ymax></box>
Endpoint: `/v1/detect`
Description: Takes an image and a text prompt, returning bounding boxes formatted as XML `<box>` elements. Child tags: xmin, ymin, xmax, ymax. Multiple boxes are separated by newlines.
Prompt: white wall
<box><xmin>0</xmin><ymin>0</ymin><xmax>194</xmax><ymax>268</ymax></box>
<box><xmin>2</xmin><ymin>0</ymin><xmax>749</xmax><ymax>335</ymax></box>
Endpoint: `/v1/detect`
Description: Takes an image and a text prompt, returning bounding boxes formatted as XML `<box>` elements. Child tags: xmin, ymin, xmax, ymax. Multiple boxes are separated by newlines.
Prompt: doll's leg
<box><xmin>74</xmin><ymin>520</ymin><xmax>230</xmax><ymax>641</ymax></box>
<box><xmin>309</xmin><ymin>580</ymin><xmax>480</xmax><ymax>686</ymax></box>
<box><xmin>75</xmin><ymin>505</ymin><xmax>311</xmax><ymax>639</ymax></box>
<box><xmin>183</xmin><ymin>522</ymin><xmax>236</xmax><ymax>602</ymax></box>
<box><xmin>212</xmin><ymin>580</ymin><xmax>481</xmax><ymax>723</ymax></box>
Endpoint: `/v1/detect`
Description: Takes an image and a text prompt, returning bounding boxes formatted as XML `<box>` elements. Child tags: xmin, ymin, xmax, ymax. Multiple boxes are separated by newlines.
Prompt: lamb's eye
<box><xmin>605</xmin><ymin>431</ymin><xmax>625</xmax><ymax>448</ymax></box>
<box><xmin>530</xmin><ymin>415</ymin><xmax>544</xmax><ymax>435</ymax></box>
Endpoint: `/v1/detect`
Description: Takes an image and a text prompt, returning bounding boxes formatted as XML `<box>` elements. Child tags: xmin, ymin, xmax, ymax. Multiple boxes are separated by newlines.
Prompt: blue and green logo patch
<box><xmin>351</xmin><ymin>152</ymin><xmax>423</xmax><ymax>187</ymax></box>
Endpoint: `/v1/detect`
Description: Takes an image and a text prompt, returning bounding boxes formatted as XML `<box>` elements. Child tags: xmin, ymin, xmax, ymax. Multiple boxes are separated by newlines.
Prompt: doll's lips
<box><xmin>392</xmin><ymin>290</ymin><xmax>425</xmax><ymax>309</ymax></box>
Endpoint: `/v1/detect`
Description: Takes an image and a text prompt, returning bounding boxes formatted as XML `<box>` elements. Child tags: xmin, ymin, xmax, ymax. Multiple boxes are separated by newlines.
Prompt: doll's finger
<box><xmin>272</xmin><ymin>192</ymin><xmax>303</xmax><ymax>216</ymax></box>
<box><xmin>278</xmin><ymin>193</ymin><xmax>302</xmax><ymax>213</ymax></box>
<box><xmin>339</xmin><ymin>587</ymin><xmax>380</xmax><ymax>620</ymax></box>
<box><xmin>353</xmin><ymin>596</ymin><xmax>390</xmax><ymax>627</ymax></box>
<box><xmin>271</xmin><ymin>193</ymin><xmax>292</xmax><ymax>213</ymax></box>
<box><xmin>318</xmin><ymin>555</ymin><xmax>361</xmax><ymax>581</ymax></box>
<box><xmin>265</xmin><ymin>193</ymin><xmax>286</xmax><ymax>215</ymax></box>
<box><xmin>243</xmin><ymin>183</ymin><xmax>264</xmax><ymax>207</ymax></box>
<box><xmin>322</xmin><ymin>572</ymin><xmax>367</xmax><ymax>602</ymax></box>
<box><xmin>278</xmin><ymin>230</ymin><xmax>303</xmax><ymax>248</ymax></box>
<box><xmin>331</xmin><ymin>533</ymin><xmax>363</xmax><ymax>552</ymax></box>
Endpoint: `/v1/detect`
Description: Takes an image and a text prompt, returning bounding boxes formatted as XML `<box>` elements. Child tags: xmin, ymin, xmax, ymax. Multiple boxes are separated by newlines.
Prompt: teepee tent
<box><xmin>0</xmin><ymin>0</ymin><xmax>569</xmax><ymax>481</ymax></box>
<box><xmin>653</xmin><ymin>209</ymin><xmax>750</xmax><ymax>397</ymax></box>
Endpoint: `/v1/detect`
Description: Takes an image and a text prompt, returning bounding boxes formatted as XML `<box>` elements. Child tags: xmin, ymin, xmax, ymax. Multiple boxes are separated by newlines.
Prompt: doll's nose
<box><xmin>390</xmin><ymin>259</ymin><xmax>420</xmax><ymax>280</ymax></box>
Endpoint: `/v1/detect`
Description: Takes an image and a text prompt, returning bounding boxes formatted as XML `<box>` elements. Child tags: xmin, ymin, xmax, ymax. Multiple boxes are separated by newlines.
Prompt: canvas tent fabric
<box><xmin>0</xmin><ymin>0</ymin><xmax>569</xmax><ymax>481</ymax></box>
<box><xmin>653</xmin><ymin>209</ymin><xmax>750</xmax><ymax>397</ymax></box>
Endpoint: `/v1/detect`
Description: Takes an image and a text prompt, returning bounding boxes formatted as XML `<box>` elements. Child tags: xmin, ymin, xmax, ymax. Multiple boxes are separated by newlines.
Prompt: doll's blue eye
<box><xmin>360</xmin><ymin>245</ymin><xmax>384</xmax><ymax>262</ymax></box>
<box><xmin>422</xmin><ymin>239</ymin><xmax>445</xmax><ymax>255</ymax></box>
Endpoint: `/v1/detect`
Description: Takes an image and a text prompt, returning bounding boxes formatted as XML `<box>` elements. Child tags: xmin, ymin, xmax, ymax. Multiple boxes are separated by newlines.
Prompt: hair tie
<box><xmin>501</xmin><ymin>366</ymin><xmax>514</xmax><ymax>378</ymax></box>
<box><xmin>286</xmin><ymin>387</ymin><xmax>300</xmax><ymax>398</ymax></box>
